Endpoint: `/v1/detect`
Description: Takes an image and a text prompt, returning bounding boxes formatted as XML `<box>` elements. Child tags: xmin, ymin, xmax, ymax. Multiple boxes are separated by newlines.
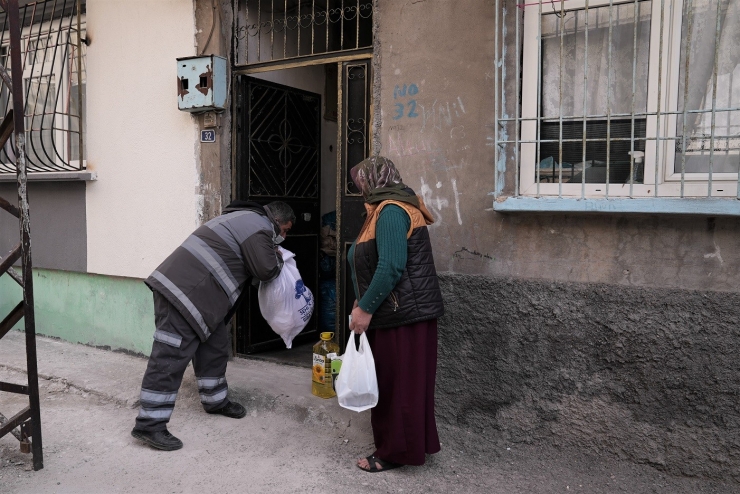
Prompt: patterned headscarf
<box><xmin>350</xmin><ymin>156</ymin><xmax>403</xmax><ymax>198</ymax></box>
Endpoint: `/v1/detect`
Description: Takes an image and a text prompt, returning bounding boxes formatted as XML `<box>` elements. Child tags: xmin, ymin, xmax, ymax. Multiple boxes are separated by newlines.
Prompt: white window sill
<box><xmin>0</xmin><ymin>171</ymin><xmax>96</xmax><ymax>182</ymax></box>
<box><xmin>493</xmin><ymin>197</ymin><xmax>740</xmax><ymax>217</ymax></box>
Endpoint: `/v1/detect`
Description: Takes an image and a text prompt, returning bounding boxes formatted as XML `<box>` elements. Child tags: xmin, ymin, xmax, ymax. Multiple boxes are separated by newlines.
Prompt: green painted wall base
<box><xmin>1</xmin><ymin>269</ymin><xmax>155</xmax><ymax>356</ymax></box>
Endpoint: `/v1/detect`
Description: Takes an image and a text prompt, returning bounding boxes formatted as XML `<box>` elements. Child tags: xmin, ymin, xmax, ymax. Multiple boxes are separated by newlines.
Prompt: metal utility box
<box><xmin>176</xmin><ymin>55</ymin><xmax>227</xmax><ymax>112</ymax></box>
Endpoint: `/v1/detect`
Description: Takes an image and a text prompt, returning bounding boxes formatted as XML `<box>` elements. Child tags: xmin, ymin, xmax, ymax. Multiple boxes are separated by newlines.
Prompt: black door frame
<box><xmin>233</xmin><ymin>75</ymin><xmax>322</xmax><ymax>354</ymax></box>
<box><xmin>231</xmin><ymin>55</ymin><xmax>374</xmax><ymax>355</ymax></box>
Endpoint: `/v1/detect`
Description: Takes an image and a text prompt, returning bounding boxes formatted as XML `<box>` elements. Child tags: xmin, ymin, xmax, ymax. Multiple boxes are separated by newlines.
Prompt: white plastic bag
<box><xmin>335</xmin><ymin>332</ymin><xmax>379</xmax><ymax>412</ymax></box>
<box><xmin>258</xmin><ymin>248</ymin><xmax>314</xmax><ymax>348</ymax></box>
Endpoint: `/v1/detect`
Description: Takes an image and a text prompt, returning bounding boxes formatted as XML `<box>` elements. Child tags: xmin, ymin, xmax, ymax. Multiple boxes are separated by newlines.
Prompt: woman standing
<box><xmin>348</xmin><ymin>156</ymin><xmax>444</xmax><ymax>472</ymax></box>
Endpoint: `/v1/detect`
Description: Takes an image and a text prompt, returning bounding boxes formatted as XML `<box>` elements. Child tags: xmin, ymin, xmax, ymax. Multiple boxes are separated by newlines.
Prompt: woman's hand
<box><xmin>349</xmin><ymin>305</ymin><xmax>372</xmax><ymax>334</ymax></box>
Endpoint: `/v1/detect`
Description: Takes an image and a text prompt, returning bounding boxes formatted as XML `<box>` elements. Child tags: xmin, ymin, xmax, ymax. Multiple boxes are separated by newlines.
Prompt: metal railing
<box><xmin>234</xmin><ymin>0</ymin><xmax>373</xmax><ymax>67</ymax></box>
<box><xmin>0</xmin><ymin>0</ymin><xmax>44</xmax><ymax>472</ymax></box>
<box><xmin>494</xmin><ymin>0</ymin><xmax>740</xmax><ymax>199</ymax></box>
<box><xmin>0</xmin><ymin>0</ymin><xmax>85</xmax><ymax>173</ymax></box>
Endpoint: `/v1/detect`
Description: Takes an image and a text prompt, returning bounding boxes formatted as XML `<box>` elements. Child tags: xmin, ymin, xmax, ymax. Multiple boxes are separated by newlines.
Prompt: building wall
<box><xmin>436</xmin><ymin>273</ymin><xmax>740</xmax><ymax>480</ymax></box>
<box><xmin>0</xmin><ymin>182</ymin><xmax>86</xmax><ymax>272</ymax></box>
<box><xmin>84</xmin><ymin>0</ymin><xmax>199</xmax><ymax>279</ymax></box>
<box><xmin>374</xmin><ymin>0</ymin><xmax>740</xmax><ymax>292</ymax></box>
<box><xmin>374</xmin><ymin>0</ymin><xmax>740</xmax><ymax>478</ymax></box>
<box><xmin>0</xmin><ymin>269</ymin><xmax>155</xmax><ymax>356</ymax></box>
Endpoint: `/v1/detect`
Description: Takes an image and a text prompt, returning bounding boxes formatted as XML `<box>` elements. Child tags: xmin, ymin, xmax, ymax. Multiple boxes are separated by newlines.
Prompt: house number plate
<box><xmin>201</xmin><ymin>130</ymin><xmax>216</xmax><ymax>143</ymax></box>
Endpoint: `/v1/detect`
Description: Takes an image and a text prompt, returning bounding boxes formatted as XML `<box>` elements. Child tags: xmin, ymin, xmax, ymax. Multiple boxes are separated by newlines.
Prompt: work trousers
<box><xmin>134</xmin><ymin>292</ymin><xmax>230</xmax><ymax>432</ymax></box>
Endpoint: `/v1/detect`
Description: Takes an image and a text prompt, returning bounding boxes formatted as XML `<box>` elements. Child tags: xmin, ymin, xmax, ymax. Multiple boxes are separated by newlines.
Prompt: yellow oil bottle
<box><xmin>312</xmin><ymin>332</ymin><xmax>339</xmax><ymax>398</ymax></box>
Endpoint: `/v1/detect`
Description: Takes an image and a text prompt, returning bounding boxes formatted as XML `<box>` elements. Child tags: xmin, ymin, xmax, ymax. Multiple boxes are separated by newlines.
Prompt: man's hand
<box><xmin>349</xmin><ymin>305</ymin><xmax>372</xmax><ymax>334</ymax></box>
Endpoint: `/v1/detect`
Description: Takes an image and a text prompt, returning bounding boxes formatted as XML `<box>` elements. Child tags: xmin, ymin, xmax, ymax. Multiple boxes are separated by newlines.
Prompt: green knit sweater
<box><xmin>349</xmin><ymin>205</ymin><xmax>411</xmax><ymax>314</ymax></box>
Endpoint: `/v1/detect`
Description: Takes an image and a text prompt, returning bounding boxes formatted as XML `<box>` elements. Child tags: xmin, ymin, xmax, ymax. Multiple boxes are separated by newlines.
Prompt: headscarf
<box><xmin>350</xmin><ymin>156</ymin><xmax>420</xmax><ymax>208</ymax></box>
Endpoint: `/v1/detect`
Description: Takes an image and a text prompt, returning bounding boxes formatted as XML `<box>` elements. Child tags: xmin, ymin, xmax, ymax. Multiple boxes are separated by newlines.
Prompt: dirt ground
<box><xmin>1</xmin><ymin>363</ymin><xmax>737</xmax><ymax>494</ymax></box>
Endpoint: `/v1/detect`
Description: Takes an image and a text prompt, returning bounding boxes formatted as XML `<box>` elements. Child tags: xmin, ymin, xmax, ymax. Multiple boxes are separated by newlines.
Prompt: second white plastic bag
<box><xmin>258</xmin><ymin>248</ymin><xmax>314</xmax><ymax>348</ymax></box>
<box><xmin>335</xmin><ymin>332</ymin><xmax>379</xmax><ymax>412</ymax></box>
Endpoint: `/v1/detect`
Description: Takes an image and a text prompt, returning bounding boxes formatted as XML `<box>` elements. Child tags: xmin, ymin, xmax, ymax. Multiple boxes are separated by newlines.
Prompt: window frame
<box><xmin>0</xmin><ymin>10</ymin><xmax>86</xmax><ymax>173</ymax></box>
<box><xmin>519</xmin><ymin>0</ymin><xmax>739</xmax><ymax>198</ymax></box>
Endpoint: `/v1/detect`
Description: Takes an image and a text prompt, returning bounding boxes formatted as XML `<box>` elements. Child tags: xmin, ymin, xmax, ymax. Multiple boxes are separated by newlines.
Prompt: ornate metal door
<box><xmin>336</xmin><ymin>60</ymin><xmax>372</xmax><ymax>352</ymax></box>
<box><xmin>234</xmin><ymin>75</ymin><xmax>321</xmax><ymax>354</ymax></box>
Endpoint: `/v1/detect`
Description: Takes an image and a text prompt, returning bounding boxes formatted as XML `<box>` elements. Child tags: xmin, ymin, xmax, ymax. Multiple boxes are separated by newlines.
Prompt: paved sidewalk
<box><xmin>0</xmin><ymin>331</ymin><xmax>737</xmax><ymax>493</ymax></box>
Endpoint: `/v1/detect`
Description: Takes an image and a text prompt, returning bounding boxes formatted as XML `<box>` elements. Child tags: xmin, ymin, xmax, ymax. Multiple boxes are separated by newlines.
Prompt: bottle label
<box><xmin>330</xmin><ymin>358</ymin><xmax>342</xmax><ymax>391</ymax></box>
<box><xmin>312</xmin><ymin>353</ymin><xmax>327</xmax><ymax>384</ymax></box>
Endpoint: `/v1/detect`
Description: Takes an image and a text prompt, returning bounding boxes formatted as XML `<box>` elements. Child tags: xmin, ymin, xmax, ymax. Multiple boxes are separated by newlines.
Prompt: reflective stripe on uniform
<box><xmin>197</xmin><ymin>376</ymin><xmax>226</xmax><ymax>390</ymax></box>
<box><xmin>205</xmin><ymin>212</ymin><xmax>256</xmax><ymax>262</ymax></box>
<box><xmin>199</xmin><ymin>388</ymin><xmax>228</xmax><ymax>404</ymax></box>
<box><xmin>207</xmin><ymin>223</ymin><xmax>244</xmax><ymax>262</ymax></box>
<box><xmin>182</xmin><ymin>236</ymin><xmax>239</xmax><ymax>304</ymax></box>
<box><xmin>140</xmin><ymin>388</ymin><xmax>178</xmax><ymax>404</ymax></box>
<box><xmin>137</xmin><ymin>407</ymin><xmax>174</xmax><ymax>420</ymax></box>
<box><xmin>207</xmin><ymin>210</ymin><xmax>255</xmax><ymax>228</ymax></box>
<box><xmin>150</xmin><ymin>270</ymin><xmax>210</xmax><ymax>338</ymax></box>
<box><xmin>153</xmin><ymin>329</ymin><xmax>182</xmax><ymax>348</ymax></box>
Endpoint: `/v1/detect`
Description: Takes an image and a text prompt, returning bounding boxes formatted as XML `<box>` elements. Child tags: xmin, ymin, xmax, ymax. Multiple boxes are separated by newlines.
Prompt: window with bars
<box><xmin>233</xmin><ymin>0</ymin><xmax>373</xmax><ymax>67</ymax></box>
<box><xmin>0</xmin><ymin>0</ymin><xmax>86</xmax><ymax>173</ymax></box>
<box><xmin>502</xmin><ymin>0</ymin><xmax>740</xmax><ymax>199</ymax></box>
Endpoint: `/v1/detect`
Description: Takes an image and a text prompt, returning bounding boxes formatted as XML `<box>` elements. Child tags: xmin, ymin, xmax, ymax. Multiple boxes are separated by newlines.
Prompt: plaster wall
<box><xmin>374</xmin><ymin>0</ymin><xmax>740</xmax><ymax>292</ymax></box>
<box><xmin>0</xmin><ymin>269</ymin><xmax>155</xmax><ymax>356</ymax></box>
<box><xmin>0</xmin><ymin>182</ymin><xmax>86</xmax><ymax>272</ymax></box>
<box><xmin>84</xmin><ymin>0</ymin><xmax>198</xmax><ymax>279</ymax></box>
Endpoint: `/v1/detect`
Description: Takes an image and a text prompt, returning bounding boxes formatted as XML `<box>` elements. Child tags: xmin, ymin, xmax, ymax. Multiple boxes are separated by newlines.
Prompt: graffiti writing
<box><xmin>392</xmin><ymin>83</ymin><xmax>420</xmax><ymax>120</ymax></box>
<box><xmin>453</xmin><ymin>247</ymin><xmax>494</xmax><ymax>261</ymax></box>
<box><xmin>420</xmin><ymin>97</ymin><xmax>466</xmax><ymax>132</ymax></box>
<box><xmin>420</xmin><ymin>176</ymin><xmax>463</xmax><ymax>227</ymax></box>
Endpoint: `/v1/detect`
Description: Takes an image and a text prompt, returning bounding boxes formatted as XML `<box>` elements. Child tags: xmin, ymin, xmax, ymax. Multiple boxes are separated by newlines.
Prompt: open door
<box><xmin>234</xmin><ymin>75</ymin><xmax>321</xmax><ymax>354</ymax></box>
<box><xmin>336</xmin><ymin>60</ymin><xmax>372</xmax><ymax>352</ymax></box>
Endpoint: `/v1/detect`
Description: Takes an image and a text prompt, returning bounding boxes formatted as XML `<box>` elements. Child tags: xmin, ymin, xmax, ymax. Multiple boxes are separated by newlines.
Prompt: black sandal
<box><xmin>357</xmin><ymin>454</ymin><xmax>402</xmax><ymax>473</ymax></box>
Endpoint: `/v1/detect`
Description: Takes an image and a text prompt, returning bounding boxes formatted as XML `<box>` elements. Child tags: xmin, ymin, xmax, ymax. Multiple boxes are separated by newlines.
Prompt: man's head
<box><xmin>264</xmin><ymin>201</ymin><xmax>295</xmax><ymax>239</ymax></box>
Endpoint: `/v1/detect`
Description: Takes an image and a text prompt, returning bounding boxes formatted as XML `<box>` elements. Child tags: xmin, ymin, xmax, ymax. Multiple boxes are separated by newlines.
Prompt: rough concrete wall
<box><xmin>193</xmin><ymin>0</ymin><xmax>232</xmax><ymax>223</ymax></box>
<box><xmin>375</xmin><ymin>0</ymin><xmax>740</xmax><ymax>293</ymax></box>
<box><xmin>193</xmin><ymin>0</ymin><xmax>234</xmax><ymax>223</ymax></box>
<box><xmin>436</xmin><ymin>273</ymin><xmax>740</xmax><ymax>480</ymax></box>
<box><xmin>0</xmin><ymin>182</ymin><xmax>86</xmax><ymax>272</ymax></box>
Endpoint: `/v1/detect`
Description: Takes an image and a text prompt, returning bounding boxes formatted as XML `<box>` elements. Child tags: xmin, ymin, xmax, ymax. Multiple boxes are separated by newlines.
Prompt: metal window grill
<box><xmin>0</xmin><ymin>0</ymin><xmax>85</xmax><ymax>173</ymax></box>
<box><xmin>233</xmin><ymin>0</ymin><xmax>373</xmax><ymax>67</ymax></box>
<box><xmin>493</xmin><ymin>0</ymin><xmax>740</xmax><ymax>199</ymax></box>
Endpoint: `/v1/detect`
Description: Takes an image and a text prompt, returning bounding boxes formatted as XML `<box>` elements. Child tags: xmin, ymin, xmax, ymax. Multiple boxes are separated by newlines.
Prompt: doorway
<box><xmin>233</xmin><ymin>60</ymin><xmax>371</xmax><ymax>361</ymax></box>
<box><xmin>233</xmin><ymin>75</ymin><xmax>322</xmax><ymax>354</ymax></box>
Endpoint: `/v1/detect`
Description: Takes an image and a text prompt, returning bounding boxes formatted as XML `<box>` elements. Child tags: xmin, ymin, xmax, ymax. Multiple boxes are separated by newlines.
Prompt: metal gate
<box><xmin>0</xmin><ymin>0</ymin><xmax>43</xmax><ymax>472</ymax></box>
<box><xmin>233</xmin><ymin>75</ymin><xmax>322</xmax><ymax>353</ymax></box>
<box><xmin>335</xmin><ymin>59</ymin><xmax>371</xmax><ymax>351</ymax></box>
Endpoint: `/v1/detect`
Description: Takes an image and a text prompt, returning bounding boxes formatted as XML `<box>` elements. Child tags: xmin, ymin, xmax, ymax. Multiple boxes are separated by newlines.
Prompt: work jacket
<box><xmin>353</xmin><ymin>198</ymin><xmax>444</xmax><ymax>330</ymax></box>
<box><xmin>145</xmin><ymin>203</ymin><xmax>283</xmax><ymax>341</ymax></box>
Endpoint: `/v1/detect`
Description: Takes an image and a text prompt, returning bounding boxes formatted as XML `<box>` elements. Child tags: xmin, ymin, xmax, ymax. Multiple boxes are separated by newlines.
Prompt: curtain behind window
<box><xmin>676</xmin><ymin>0</ymin><xmax>740</xmax><ymax>173</ymax></box>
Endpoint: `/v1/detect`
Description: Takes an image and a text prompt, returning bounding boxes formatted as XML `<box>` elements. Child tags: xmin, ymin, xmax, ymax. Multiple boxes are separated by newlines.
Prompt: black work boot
<box><xmin>206</xmin><ymin>401</ymin><xmax>247</xmax><ymax>419</ymax></box>
<box><xmin>131</xmin><ymin>427</ymin><xmax>183</xmax><ymax>451</ymax></box>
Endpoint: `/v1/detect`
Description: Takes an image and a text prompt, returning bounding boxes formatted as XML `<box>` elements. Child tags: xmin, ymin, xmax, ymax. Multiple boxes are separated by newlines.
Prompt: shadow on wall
<box><xmin>435</xmin><ymin>273</ymin><xmax>740</xmax><ymax>481</ymax></box>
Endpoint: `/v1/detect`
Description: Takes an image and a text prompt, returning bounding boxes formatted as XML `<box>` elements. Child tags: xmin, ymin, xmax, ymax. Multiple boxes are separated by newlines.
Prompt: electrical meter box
<box><xmin>176</xmin><ymin>55</ymin><xmax>227</xmax><ymax>112</ymax></box>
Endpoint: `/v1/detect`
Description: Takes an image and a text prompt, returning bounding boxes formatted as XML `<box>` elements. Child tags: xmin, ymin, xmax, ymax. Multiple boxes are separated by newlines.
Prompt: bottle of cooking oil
<box><xmin>312</xmin><ymin>332</ymin><xmax>340</xmax><ymax>398</ymax></box>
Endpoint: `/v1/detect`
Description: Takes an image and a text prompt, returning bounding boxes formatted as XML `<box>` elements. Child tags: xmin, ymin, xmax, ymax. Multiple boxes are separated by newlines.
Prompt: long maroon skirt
<box><xmin>365</xmin><ymin>318</ymin><xmax>441</xmax><ymax>466</ymax></box>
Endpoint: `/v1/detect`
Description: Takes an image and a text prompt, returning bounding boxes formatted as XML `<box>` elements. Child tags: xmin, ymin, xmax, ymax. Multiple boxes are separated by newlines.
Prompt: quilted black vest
<box><xmin>352</xmin><ymin>200</ymin><xmax>444</xmax><ymax>329</ymax></box>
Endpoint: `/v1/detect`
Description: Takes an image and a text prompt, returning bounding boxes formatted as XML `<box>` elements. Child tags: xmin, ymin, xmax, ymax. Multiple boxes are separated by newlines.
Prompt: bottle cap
<box><xmin>320</xmin><ymin>332</ymin><xmax>334</xmax><ymax>341</ymax></box>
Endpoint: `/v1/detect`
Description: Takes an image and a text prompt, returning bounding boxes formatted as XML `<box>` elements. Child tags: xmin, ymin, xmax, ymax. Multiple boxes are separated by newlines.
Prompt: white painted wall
<box><xmin>85</xmin><ymin>0</ymin><xmax>198</xmax><ymax>278</ymax></box>
<box><xmin>251</xmin><ymin>66</ymin><xmax>339</xmax><ymax>216</ymax></box>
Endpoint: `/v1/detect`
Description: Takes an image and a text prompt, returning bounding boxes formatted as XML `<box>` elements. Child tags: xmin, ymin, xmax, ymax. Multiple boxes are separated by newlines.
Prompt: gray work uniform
<box><xmin>135</xmin><ymin>205</ymin><xmax>283</xmax><ymax>432</ymax></box>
